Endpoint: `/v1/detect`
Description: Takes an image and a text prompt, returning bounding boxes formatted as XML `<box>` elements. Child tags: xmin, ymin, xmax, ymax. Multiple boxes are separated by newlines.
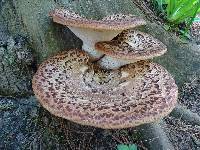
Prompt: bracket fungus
<box><xmin>32</xmin><ymin>8</ymin><xmax>178</xmax><ymax>129</ymax></box>
<box><xmin>95</xmin><ymin>30</ymin><xmax>167</xmax><ymax>69</ymax></box>
<box><xmin>49</xmin><ymin>8</ymin><xmax>146</xmax><ymax>60</ymax></box>
<box><xmin>32</xmin><ymin>50</ymin><xmax>178</xmax><ymax>129</ymax></box>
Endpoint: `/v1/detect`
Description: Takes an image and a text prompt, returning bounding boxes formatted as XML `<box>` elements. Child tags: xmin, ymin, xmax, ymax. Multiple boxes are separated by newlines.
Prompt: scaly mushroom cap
<box><xmin>49</xmin><ymin>9</ymin><xmax>146</xmax><ymax>30</ymax></box>
<box><xmin>32</xmin><ymin>50</ymin><xmax>178</xmax><ymax>129</ymax></box>
<box><xmin>95</xmin><ymin>30</ymin><xmax>167</xmax><ymax>61</ymax></box>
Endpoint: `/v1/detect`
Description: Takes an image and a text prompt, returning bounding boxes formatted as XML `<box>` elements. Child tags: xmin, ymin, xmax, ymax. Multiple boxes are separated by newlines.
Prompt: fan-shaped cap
<box><xmin>95</xmin><ymin>30</ymin><xmax>167</xmax><ymax>61</ymax></box>
<box><xmin>32</xmin><ymin>50</ymin><xmax>178</xmax><ymax>129</ymax></box>
<box><xmin>49</xmin><ymin>8</ymin><xmax>146</xmax><ymax>30</ymax></box>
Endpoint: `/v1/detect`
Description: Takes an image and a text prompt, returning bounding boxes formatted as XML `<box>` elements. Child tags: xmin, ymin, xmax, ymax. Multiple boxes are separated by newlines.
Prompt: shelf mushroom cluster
<box><xmin>32</xmin><ymin>8</ymin><xmax>178</xmax><ymax>129</ymax></box>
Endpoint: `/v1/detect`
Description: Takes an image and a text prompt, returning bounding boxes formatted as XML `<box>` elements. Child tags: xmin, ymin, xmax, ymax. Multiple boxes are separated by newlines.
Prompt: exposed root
<box><xmin>170</xmin><ymin>104</ymin><xmax>200</xmax><ymax>126</ymax></box>
<box><xmin>135</xmin><ymin>121</ymin><xmax>175</xmax><ymax>150</ymax></box>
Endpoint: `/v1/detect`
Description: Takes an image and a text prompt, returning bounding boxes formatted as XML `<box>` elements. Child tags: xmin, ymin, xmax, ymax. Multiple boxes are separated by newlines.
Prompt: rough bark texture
<box><xmin>0</xmin><ymin>27</ymin><xmax>34</xmax><ymax>96</ymax></box>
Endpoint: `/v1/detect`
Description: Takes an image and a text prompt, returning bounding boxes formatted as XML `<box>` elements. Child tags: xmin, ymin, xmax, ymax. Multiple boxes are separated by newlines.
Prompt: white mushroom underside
<box><xmin>69</xmin><ymin>27</ymin><xmax>122</xmax><ymax>60</ymax></box>
<box><xmin>98</xmin><ymin>55</ymin><xmax>138</xmax><ymax>70</ymax></box>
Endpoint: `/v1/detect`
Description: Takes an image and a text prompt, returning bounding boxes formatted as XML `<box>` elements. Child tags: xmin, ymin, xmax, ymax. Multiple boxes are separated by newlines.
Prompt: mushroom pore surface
<box><xmin>32</xmin><ymin>50</ymin><xmax>178</xmax><ymax>129</ymax></box>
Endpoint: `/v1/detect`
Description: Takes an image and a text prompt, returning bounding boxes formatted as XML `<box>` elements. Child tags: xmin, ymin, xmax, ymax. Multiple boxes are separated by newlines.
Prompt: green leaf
<box><xmin>167</xmin><ymin>0</ymin><xmax>176</xmax><ymax>17</ymax></box>
<box><xmin>117</xmin><ymin>144</ymin><xmax>130</xmax><ymax>150</ymax></box>
<box><xmin>151</xmin><ymin>0</ymin><xmax>200</xmax><ymax>34</ymax></box>
<box><xmin>166</xmin><ymin>0</ymin><xmax>200</xmax><ymax>26</ymax></box>
<box><xmin>117</xmin><ymin>144</ymin><xmax>137</xmax><ymax>150</ymax></box>
<box><xmin>168</xmin><ymin>0</ymin><xmax>197</xmax><ymax>22</ymax></box>
<box><xmin>193</xmin><ymin>17</ymin><xmax>200</xmax><ymax>22</ymax></box>
<box><xmin>129</xmin><ymin>144</ymin><xmax>138</xmax><ymax>150</ymax></box>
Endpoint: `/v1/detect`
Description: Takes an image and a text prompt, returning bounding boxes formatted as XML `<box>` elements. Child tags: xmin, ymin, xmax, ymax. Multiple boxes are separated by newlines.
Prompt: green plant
<box><xmin>193</xmin><ymin>17</ymin><xmax>200</xmax><ymax>22</ymax></box>
<box><xmin>117</xmin><ymin>144</ymin><xmax>137</xmax><ymax>150</ymax></box>
<box><xmin>167</xmin><ymin>0</ymin><xmax>200</xmax><ymax>24</ymax></box>
<box><xmin>152</xmin><ymin>0</ymin><xmax>200</xmax><ymax>31</ymax></box>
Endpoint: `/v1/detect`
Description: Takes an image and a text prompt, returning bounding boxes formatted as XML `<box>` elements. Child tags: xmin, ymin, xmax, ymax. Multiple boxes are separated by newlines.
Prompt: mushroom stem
<box><xmin>98</xmin><ymin>55</ymin><xmax>137</xmax><ymax>69</ymax></box>
<box><xmin>68</xmin><ymin>27</ymin><xmax>121</xmax><ymax>60</ymax></box>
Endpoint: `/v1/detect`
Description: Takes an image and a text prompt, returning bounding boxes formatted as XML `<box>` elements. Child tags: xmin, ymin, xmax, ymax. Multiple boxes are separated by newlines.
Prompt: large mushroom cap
<box><xmin>32</xmin><ymin>50</ymin><xmax>178</xmax><ymax>129</ymax></box>
<box><xmin>50</xmin><ymin>8</ymin><xmax>146</xmax><ymax>30</ymax></box>
<box><xmin>95</xmin><ymin>30</ymin><xmax>167</xmax><ymax>60</ymax></box>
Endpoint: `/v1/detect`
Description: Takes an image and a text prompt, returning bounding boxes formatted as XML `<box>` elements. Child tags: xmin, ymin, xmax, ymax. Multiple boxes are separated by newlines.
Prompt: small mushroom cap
<box><xmin>50</xmin><ymin>8</ymin><xmax>146</xmax><ymax>30</ymax></box>
<box><xmin>32</xmin><ymin>50</ymin><xmax>178</xmax><ymax>129</ymax></box>
<box><xmin>95</xmin><ymin>30</ymin><xmax>167</xmax><ymax>61</ymax></box>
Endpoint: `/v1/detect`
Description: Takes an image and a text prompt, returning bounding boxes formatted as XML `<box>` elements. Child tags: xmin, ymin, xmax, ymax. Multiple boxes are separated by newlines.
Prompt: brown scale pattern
<box><xmin>49</xmin><ymin>8</ymin><xmax>146</xmax><ymax>30</ymax></box>
<box><xmin>32</xmin><ymin>50</ymin><xmax>178</xmax><ymax>129</ymax></box>
<box><xmin>95</xmin><ymin>30</ymin><xmax>167</xmax><ymax>60</ymax></box>
<box><xmin>102</xmin><ymin>14</ymin><xmax>137</xmax><ymax>21</ymax></box>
